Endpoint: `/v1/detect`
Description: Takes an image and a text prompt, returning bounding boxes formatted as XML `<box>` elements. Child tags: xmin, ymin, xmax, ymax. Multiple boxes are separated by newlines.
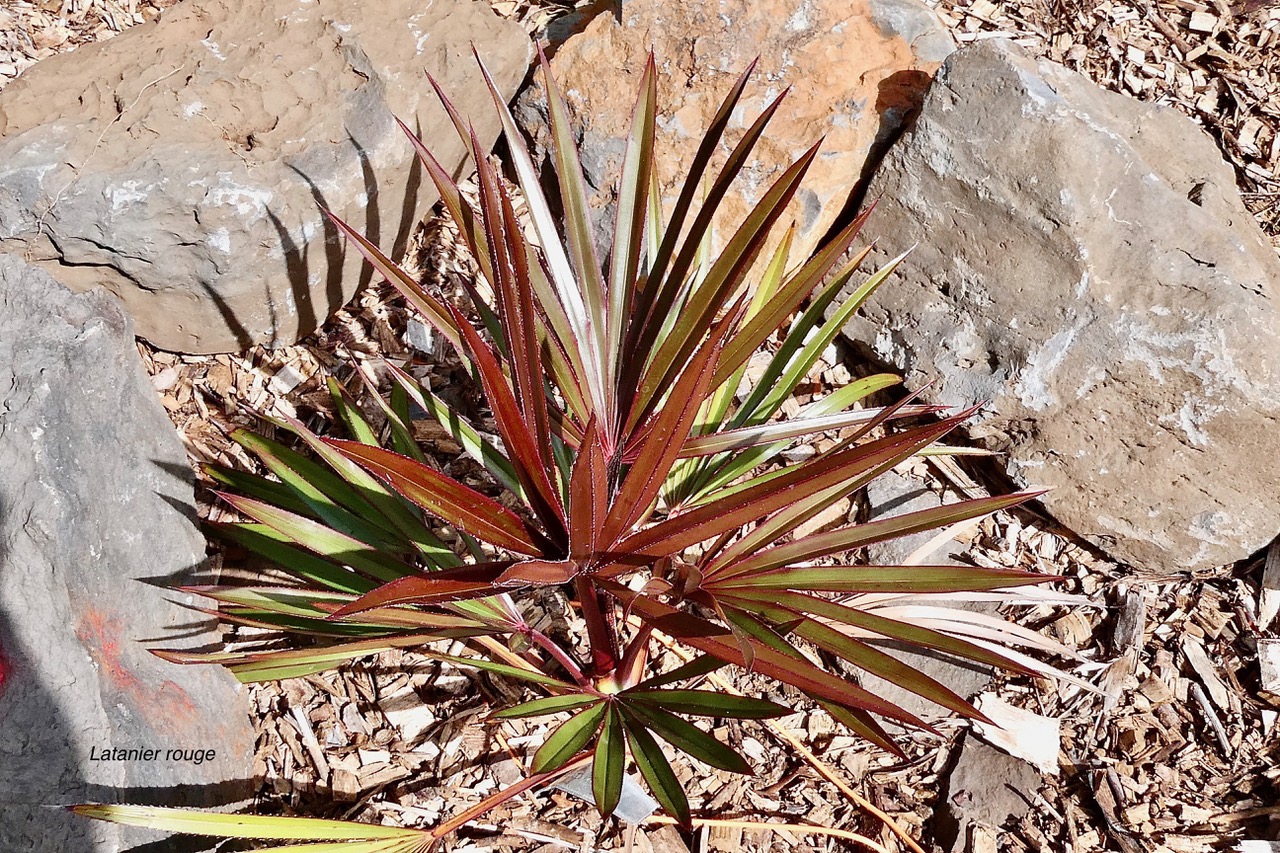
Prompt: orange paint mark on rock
<box><xmin>75</xmin><ymin>605</ymin><xmax>199</xmax><ymax>738</ymax></box>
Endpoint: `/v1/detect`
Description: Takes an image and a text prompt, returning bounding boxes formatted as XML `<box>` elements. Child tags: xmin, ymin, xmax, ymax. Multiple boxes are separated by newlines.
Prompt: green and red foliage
<box><xmin>79</xmin><ymin>52</ymin><xmax>1086</xmax><ymax>845</ymax></box>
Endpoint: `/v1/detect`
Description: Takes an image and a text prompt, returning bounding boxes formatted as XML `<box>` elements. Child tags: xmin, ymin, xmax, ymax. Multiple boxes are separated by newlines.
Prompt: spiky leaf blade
<box><xmin>623</xmin><ymin>717</ymin><xmax>691</xmax><ymax>827</ymax></box>
<box><xmin>620</xmin><ymin>703</ymin><xmax>750</xmax><ymax>774</ymax></box>
<box><xmin>593</xmin><ymin>705</ymin><xmax>626</xmax><ymax>817</ymax></box>
<box><xmin>326</xmin><ymin>440</ymin><xmax>548</xmax><ymax>556</ymax></box>
<box><xmin>532</xmin><ymin>701</ymin><xmax>607</xmax><ymax>774</ymax></box>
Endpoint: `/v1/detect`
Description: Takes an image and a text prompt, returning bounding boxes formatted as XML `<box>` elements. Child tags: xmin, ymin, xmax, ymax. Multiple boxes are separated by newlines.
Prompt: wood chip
<box><xmin>1257</xmin><ymin>538</ymin><xmax>1280</xmax><ymax>630</ymax></box>
<box><xmin>1257</xmin><ymin>638</ymin><xmax>1280</xmax><ymax>702</ymax></box>
<box><xmin>1181</xmin><ymin>636</ymin><xmax>1232</xmax><ymax>711</ymax></box>
<box><xmin>974</xmin><ymin>694</ymin><xmax>1061</xmax><ymax>775</ymax></box>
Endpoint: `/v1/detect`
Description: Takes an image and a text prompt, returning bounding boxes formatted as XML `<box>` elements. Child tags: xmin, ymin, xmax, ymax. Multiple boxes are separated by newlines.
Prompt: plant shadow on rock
<box><xmin>200</xmin><ymin>119</ymin><xmax>428</xmax><ymax>351</ymax></box>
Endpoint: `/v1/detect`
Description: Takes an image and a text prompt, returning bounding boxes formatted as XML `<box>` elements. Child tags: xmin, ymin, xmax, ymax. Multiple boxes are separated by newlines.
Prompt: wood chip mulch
<box><xmin>929</xmin><ymin>0</ymin><xmax>1280</xmax><ymax>243</ymax></box>
<box><xmin>6</xmin><ymin>1</ymin><xmax>1280</xmax><ymax>852</ymax></box>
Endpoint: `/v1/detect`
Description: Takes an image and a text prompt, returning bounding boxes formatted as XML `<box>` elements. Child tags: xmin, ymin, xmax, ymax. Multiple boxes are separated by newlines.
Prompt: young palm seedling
<box><xmin>75</xmin><ymin>51</ymin><xmax>1088</xmax><ymax>849</ymax></box>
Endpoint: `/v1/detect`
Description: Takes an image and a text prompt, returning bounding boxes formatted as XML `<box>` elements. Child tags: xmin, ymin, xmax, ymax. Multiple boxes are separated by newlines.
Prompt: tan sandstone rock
<box><xmin>0</xmin><ymin>0</ymin><xmax>530</xmax><ymax>353</ymax></box>
<box><xmin>515</xmin><ymin>0</ymin><xmax>954</xmax><ymax>266</ymax></box>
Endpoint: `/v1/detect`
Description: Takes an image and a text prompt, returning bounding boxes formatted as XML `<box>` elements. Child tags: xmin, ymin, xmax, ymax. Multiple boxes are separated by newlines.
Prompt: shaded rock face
<box><xmin>935</xmin><ymin>731</ymin><xmax>1042</xmax><ymax>853</ymax></box>
<box><xmin>0</xmin><ymin>255</ymin><xmax>254</xmax><ymax>849</ymax></box>
<box><xmin>0</xmin><ymin>0</ymin><xmax>530</xmax><ymax>354</ymax></box>
<box><xmin>841</xmin><ymin>40</ymin><xmax>1280</xmax><ymax>571</ymax></box>
<box><xmin>515</xmin><ymin>0</ymin><xmax>953</xmax><ymax>266</ymax></box>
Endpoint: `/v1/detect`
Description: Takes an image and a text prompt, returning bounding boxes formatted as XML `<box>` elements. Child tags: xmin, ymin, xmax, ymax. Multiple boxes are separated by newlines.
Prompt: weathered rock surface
<box><xmin>935</xmin><ymin>731</ymin><xmax>1043</xmax><ymax>853</ymax></box>
<box><xmin>862</xmin><ymin>469</ymin><xmax>965</xmax><ymax>566</ymax></box>
<box><xmin>0</xmin><ymin>0</ymin><xmax>530</xmax><ymax>354</ymax></box>
<box><xmin>840</xmin><ymin>40</ymin><xmax>1280</xmax><ymax>571</ymax></box>
<box><xmin>0</xmin><ymin>255</ymin><xmax>254</xmax><ymax>850</ymax></box>
<box><xmin>516</xmin><ymin>0</ymin><xmax>954</xmax><ymax>265</ymax></box>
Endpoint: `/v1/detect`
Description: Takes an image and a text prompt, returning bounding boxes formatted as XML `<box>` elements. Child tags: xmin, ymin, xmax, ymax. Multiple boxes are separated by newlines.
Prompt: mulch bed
<box><xmin>4</xmin><ymin>1</ymin><xmax>1280</xmax><ymax>851</ymax></box>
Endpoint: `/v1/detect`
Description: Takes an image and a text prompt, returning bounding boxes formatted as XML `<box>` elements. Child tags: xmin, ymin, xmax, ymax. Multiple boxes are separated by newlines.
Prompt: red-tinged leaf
<box><xmin>569</xmin><ymin>417</ymin><xmax>609</xmax><ymax>559</ymax></box>
<box><xmin>216</xmin><ymin>607</ymin><xmax>479</xmax><ymax>640</ymax></box>
<box><xmin>537</xmin><ymin>46</ymin><xmax>609</xmax><ymax>375</ymax></box>
<box><xmin>606</xmin><ymin>53</ymin><xmax>657</xmax><ymax>401</ymax></box>
<box><xmin>603</xmin><ymin>582</ymin><xmax>933</xmax><ymax>729</ymax></box>
<box><xmin>714</xmin><ymin>609</ymin><xmax>906</xmax><ymax>755</ymax></box>
<box><xmin>626</xmin><ymin>72</ymin><xmax>782</xmax><ymax>399</ymax></box>
<box><xmin>239</xmin><ymin>639</ymin><xmax>577</xmax><ymax>685</ymax></box>
<box><xmin>424</xmin><ymin>650</ymin><xmax>580</xmax><ymax>689</ymax></box>
<box><xmin>396</xmin><ymin>114</ymin><xmax>494</xmax><ymax>287</ymax></box>
<box><xmin>632</xmin><ymin>655</ymin><xmax>731</xmax><ymax>690</ymax></box>
<box><xmin>203</xmin><ymin>462</ymin><xmax>315</xmax><ymax>519</ymax></box>
<box><xmin>715</xmin><ymin>606</ymin><xmax>936</xmax><ymax>745</ymax></box>
<box><xmin>706</xmin><ymin>410</ymin><xmax>976</xmax><ymax>571</ymax></box>
<box><xmin>619</xmin><ymin>703</ymin><xmax>751</xmax><ymax>774</ymax></box>
<box><xmin>327</xmin><ymin>376</ymin><xmax>380</xmax><ymax>446</ymax></box>
<box><xmin>713</xmin><ymin>207</ymin><xmax>875</xmax><ymax>388</ymax></box>
<box><xmin>741</xmin><ymin>250</ymin><xmax>909</xmax><ymax>426</ymax></box>
<box><xmin>424</xmin><ymin>69</ymin><xmax>475</xmax><ymax>148</ymax></box>
<box><xmin>183</xmin><ymin>584</ymin><xmax>356</xmax><ymax>611</ymax></box>
<box><xmin>327</xmin><ymin>563</ymin><xmax>511</xmax><ymax>618</ymax></box>
<box><xmin>211</xmin><ymin>522</ymin><xmax>377</xmax><ymax>595</ymax></box>
<box><xmin>153</xmin><ymin>632</ymin><xmax>448</xmax><ymax>681</ymax></box>
<box><xmin>706</xmin><ymin>381</ymin><xmax>947</xmax><ymax>555</ymax></box>
<box><xmin>547</xmin><ymin>398</ymin><xmax>585</xmax><ymax>448</ymax></box>
<box><xmin>601</xmin><ymin>303</ymin><xmax>742</xmax><ymax>548</ymax></box>
<box><xmin>532</xmin><ymin>701</ymin><xmax>608</xmax><ymax>774</ymax></box>
<box><xmin>324</xmin><ymin>210</ymin><xmax>465</xmax><ymax>355</ymax></box>
<box><xmin>525</xmin><ymin>244</ymin><xmax>591</xmax><ymax>423</ymax></box>
<box><xmin>689</xmin><ymin>222</ymin><xmax>796</xmax><ymax>440</ymax></box>
<box><xmin>677</xmin><ymin>376</ymin><xmax>910</xmax><ymax>506</ymax></box>
<box><xmin>326</xmin><ymin>440</ymin><xmax>549</xmax><ymax>556</ymax></box>
<box><xmin>814</xmin><ymin>381</ymin><xmax>939</xmax><ymax>461</ymax></box>
<box><xmin>630</xmin><ymin>139</ymin><xmax>820</xmax><ymax>432</ymax></box>
<box><xmin>820</xmin><ymin>701</ymin><xmax>907</xmax><ymax>759</ymax></box>
<box><xmin>723</xmin><ymin>595</ymin><xmax>987</xmax><ymax>721</ymax></box>
<box><xmin>471</xmin><ymin>125</ymin><xmax>554</xmax><ymax>476</ymax></box>
<box><xmin>717</xmin><ymin>564</ymin><xmax>1056</xmax><ymax>593</ymax></box>
<box><xmin>621</xmin><ymin>689</ymin><xmax>790</xmax><ymax>719</ymax></box>
<box><xmin>445</xmin><ymin>304</ymin><xmax>568</xmax><ymax>540</ymax></box>
<box><xmin>384</xmin><ymin>362</ymin><xmax>524</xmax><ymax>498</ymax></box>
<box><xmin>712</xmin><ymin>490</ymin><xmax>1048</xmax><ymax>581</ymax></box>
<box><xmin>635</xmin><ymin>59</ymin><xmax>759</xmax><ymax>318</ymax></box>
<box><xmin>262</xmin><ymin>410</ymin><xmax>458</xmax><ymax>568</ymax></box>
<box><xmin>623</xmin><ymin>717</ymin><xmax>691</xmax><ymax>827</ymax></box>
<box><xmin>473</xmin><ymin>49</ymin><xmax>592</xmax><ymax>362</ymax></box>
<box><xmin>593</xmin><ymin>705</ymin><xmax>626</xmax><ymax>817</ymax></box>
<box><xmin>495</xmin><ymin>559</ymin><xmax>579</xmax><ymax>587</ymax></box>
<box><xmin>723</xmin><ymin>588</ymin><xmax>1042</xmax><ymax>680</ymax></box>
<box><xmin>350</xmin><ymin>360</ymin><xmax>426</xmax><ymax>465</ymax></box>
<box><xmin>622</xmin><ymin>411</ymin><xmax>976</xmax><ymax>562</ymax></box>
<box><xmin>503</xmin><ymin>184</ymin><xmax>554</xmax><ymax>461</ymax></box>
<box><xmin>216</xmin><ymin>493</ymin><xmax>410</xmax><ymax>583</ymax></box>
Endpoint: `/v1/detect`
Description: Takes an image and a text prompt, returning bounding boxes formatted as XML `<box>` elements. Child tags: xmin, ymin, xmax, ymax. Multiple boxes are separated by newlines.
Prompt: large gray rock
<box><xmin>0</xmin><ymin>255</ymin><xmax>254</xmax><ymax>850</ymax></box>
<box><xmin>841</xmin><ymin>40</ymin><xmax>1280</xmax><ymax>572</ymax></box>
<box><xmin>0</xmin><ymin>0</ymin><xmax>531</xmax><ymax>354</ymax></box>
<box><xmin>515</xmin><ymin>0</ymin><xmax>953</xmax><ymax>266</ymax></box>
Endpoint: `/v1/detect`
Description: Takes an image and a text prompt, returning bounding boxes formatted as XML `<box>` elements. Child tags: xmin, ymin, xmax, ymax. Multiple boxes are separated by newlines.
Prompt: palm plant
<box><xmin>75</xmin><ymin>50</ymin><xmax>1085</xmax><ymax>849</ymax></box>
